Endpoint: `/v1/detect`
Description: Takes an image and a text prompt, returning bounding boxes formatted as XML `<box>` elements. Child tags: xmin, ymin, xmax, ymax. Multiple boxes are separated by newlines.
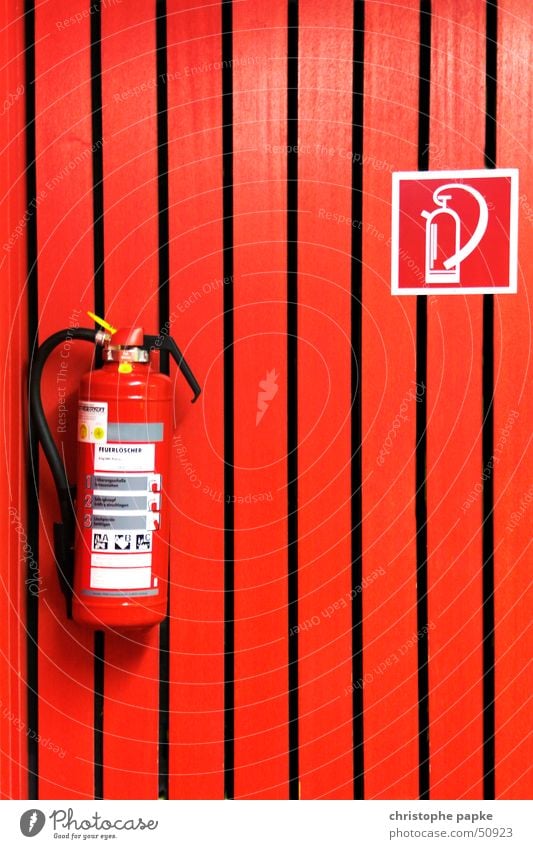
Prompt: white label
<box><xmin>90</xmin><ymin>566</ymin><xmax>152</xmax><ymax>590</ymax></box>
<box><xmin>94</xmin><ymin>443</ymin><xmax>155</xmax><ymax>472</ymax></box>
<box><xmin>78</xmin><ymin>401</ymin><xmax>108</xmax><ymax>443</ymax></box>
<box><xmin>91</xmin><ymin>553</ymin><xmax>152</xmax><ymax>568</ymax></box>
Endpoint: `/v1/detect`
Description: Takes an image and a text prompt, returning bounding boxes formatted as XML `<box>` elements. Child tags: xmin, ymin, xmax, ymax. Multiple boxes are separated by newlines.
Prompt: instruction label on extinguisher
<box><xmin>78</xmin><ymin>401</ymin><xmax>108</xmax><ymax>443</ymax></box>
<box><xmin>94</xmin><ymin>443</ymin><xmax>155</xmax><ymax>472</ymax></box>
<box><xmin>85</xmin><ymin>465</ymin><xmax>161</xmax><ymax>592</ymax></box>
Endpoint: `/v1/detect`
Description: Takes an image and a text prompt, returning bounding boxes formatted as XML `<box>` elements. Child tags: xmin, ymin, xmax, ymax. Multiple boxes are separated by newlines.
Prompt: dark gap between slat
<box><xmin>287</xmin><ymin>0</ymin><xmax>299</xmax><ymax>801</ymax></box>
<box><xmin>351</xmin><ymin>0</ymin><xmax>365</xmax><ymax>801</ymax></box>
<box><xmin>90</xmin><ymin>1</ymin><xmax>105</xmax><ymax>802</ymax></box>
<box><xmin>482</xmin><ymin>0</ymin><xmax>497</xmax><ymax>802</ymax></box>
<box><xmin>416</xmin><ymin>0</ymin><xmax>431</xmax><ymax>802</ymax></box>
<box><xmin>155</xmin><ymin>0</ymin><xmax>171</xmax><ymax>801</ymax></box>
<box><xmin>93</xmin><ymin>631</ymin><xmax>105</xmax><ymax>801</ymax></box>
<box><xmin>221</xmin><ymin>0</ymin><xmax>235</xmax><ymax>801</ymax></box>
<box><xmin>24</xmin><ymin>0</ymin><xmax>39</xmax><ymax>801</ymax></box>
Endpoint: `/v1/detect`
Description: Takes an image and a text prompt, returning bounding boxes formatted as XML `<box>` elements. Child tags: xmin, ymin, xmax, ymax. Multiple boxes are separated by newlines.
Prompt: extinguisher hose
<box><xmin>29</xmin><ymin>327</ymin><xmax>97</xmax><ymax>605</ymax></box>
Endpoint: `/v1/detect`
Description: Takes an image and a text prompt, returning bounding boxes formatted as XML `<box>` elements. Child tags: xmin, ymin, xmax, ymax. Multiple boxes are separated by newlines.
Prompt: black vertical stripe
<box><xmin>287</xmin><ymin>0</ymin><xmax>299</xmax><ymax>801</ymax></box>
<box><xmin>482</xmin><ymin>0</ymin><xmax>497</xmax><ymax>801</ymax></box>
<box><xmin>24</xmin><ymin>0</ymin><xmax>39</xmax><ymax>801</ymax></box>
<box><xmin>93</xmin><ymin>631</ymin><xmax>105</xmax><ymax>801</ymax></box>
<box><xmin>221</xmin><ymin>0</ymin><xmax>235</xmax><ymax>801</ymax></box>
<box><xmin>155</xmin><ymin>0</ymin><xmax>170</xmax><ymax>800</ymax></box>
<box><xmin>416</xmin><ymin>0</ymin><xmax>431</xmax><ymax>802</ymax></box>
<box><xmin>90</xmin><ymin>2</ymin><xmax>105</xmax><ymax>802</ymax></box>
<box><xmin>90</xmin><ymin>3</ymin><xmax>105</xmax><ymax>325</ymax></box>
<box><xmin>351</xmin><ymin>0</ymin><xmax>365</xmax><ymax>801</ymax></box>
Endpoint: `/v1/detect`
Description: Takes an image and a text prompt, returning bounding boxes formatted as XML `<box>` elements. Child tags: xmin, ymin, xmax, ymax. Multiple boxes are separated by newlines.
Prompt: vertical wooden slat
<box><xmin>494</xmin><ymin>0</ymin><xmax>533</xmax><ymax>800</ymax></box>
<box><xmin>99</xmin><ymin>0</ymin><xmax>160</xmax><ymax>799</ymax></box>
<box><xmin>0</xmin><ymin>0</ymin><xmax>28</xmax><ymax>800</ymax></box>
<box><xmin>34</xmin><ymin>0</ymin><xmax>95</xmax><ymax>798</ymax></box>
<box><xmin>426</xmin><ymin>0</ymin><xmax>485</xmax><ymax>799</ymax></box>
<box><xmin>232</xmin><ymin>0</ymin><xmax>289</xmax><ymax>799</ymax></box>
<box><xmin>362</xmin><ymin>0</ymin><xmax>420</xmax><ymax>799</ymax></box>
<box><xmin>166</xmin><ymin>0</ymin><xmax>225</xmax><ymax>800</ymax></box>
<box><xmin>297</xmin><ymin>0</ymin><xmax>354</xmax><ymax>799</ymax></box>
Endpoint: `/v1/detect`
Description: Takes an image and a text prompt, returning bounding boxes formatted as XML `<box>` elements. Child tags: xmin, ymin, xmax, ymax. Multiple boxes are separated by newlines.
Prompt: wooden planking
<box><xmin>166</xmin><ymin>0</ymin><xmax>225</xmax><ymax>800</ymax></box>
<box><xmin>0</xmin><ymin>0</ymin><xmax>28</xmax><ymax>800</ymax></box>
<box><xmin>99</xmin><ymin>0</ymin><xmax>160</xmax><ymax>799</ymax></box>
<box><xmin>494</xmin><ymin>0</ymin><xmax>533</xmax><ymax>800</ymax></box>
<box><xmin>232</xmin><ymin>0</ymin><xmax>289</xmax><ymax>799</ymax></box>
<box><xmin>361</xmin><ymin>0</ymin><xmax>420</xmax><ymax>799</ymax></box>
<box><xmin>297</xmin><ymin>0</ymin><xmax>354</xmax><ymax>799</ymax></box>
<box><xmin>426</xmin><ymin>0</ymin><xmax>485</xmax><ymax>799</ymax></box>
<box><xmin>34</xmin><ymin>0</ymin><xmax>95</xmax><ymax>799</ymax></box>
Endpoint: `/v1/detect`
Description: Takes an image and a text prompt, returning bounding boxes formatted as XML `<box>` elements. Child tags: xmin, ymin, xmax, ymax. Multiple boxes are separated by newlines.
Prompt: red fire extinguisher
<box><xmin>30</xmin><ymin>313</ymin><xmax>201</xmax><ymax>629</ymax></box>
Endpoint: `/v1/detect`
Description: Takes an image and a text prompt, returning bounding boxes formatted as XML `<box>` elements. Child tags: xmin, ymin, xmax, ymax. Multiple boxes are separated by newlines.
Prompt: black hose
<box><xmin>30</xmin><ymin>328</ymin><xmax>96</xmax><ymax>517</ymax></box>
<box><xmin>29</xmin><ymin>328</ymin><xmax>97</xmax><ymax>606</ymax></box>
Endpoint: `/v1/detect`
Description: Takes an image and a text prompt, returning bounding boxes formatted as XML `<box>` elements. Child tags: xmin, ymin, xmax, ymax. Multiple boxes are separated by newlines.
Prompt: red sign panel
<box><xmin>391</xmin><ymin>169</ymin><xmax>519</xmax><ymax>295</ymax></box>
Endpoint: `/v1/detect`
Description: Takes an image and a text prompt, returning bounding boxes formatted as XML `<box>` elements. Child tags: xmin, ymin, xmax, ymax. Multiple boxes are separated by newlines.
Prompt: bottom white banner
<box><xmin>2</xmin><ymin>800</ymin><xmax>530</xmax><ymax>848</ymax></box>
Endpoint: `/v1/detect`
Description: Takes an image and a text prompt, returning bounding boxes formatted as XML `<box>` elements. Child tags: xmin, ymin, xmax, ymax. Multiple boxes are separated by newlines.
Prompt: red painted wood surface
<box><xmin>34</xmin><ymin>0</ymin><xmax>96</xmax><ymax>798</ymax></box>
<box><xmin>0</xmin><ymin>0</ymin><xmax>28</xmax><ymax>800</ymax></box>
<box><xmin>166</xmin><ymin>0</ymin><xmax>225</xmax><ymax>800</ymax></box>
<box><xmin>232</xmin><ymin>0</ymin><xmax>289</xmax><ymax>800</ymax></box>
<box><xmin>99</xmin><ymin>0</ymin><xmax>161</xmax><ymax>800</ymax></box>
<box><xmin>494</xmin><ymin>0</ymin><xmax>533</xmax><ymax>800</ymax></box>
<box><xmin>297</xmin><ymin>0</ymin><xmax>354</xmax><ymax>799</ymax></box>
<box><xmin>426</xmin><ymin>0</ymin><xmax>485</xmax><ymax>799</ymax></box>
<box><xmin>0</xmin><ymin>0</ymin><xmax>531</xmax><ymax>802</ymax></box>
<box><xmin>361</xmin><ymin>0</ymin><xmax>420</xmax><ymax>799</ymax></box>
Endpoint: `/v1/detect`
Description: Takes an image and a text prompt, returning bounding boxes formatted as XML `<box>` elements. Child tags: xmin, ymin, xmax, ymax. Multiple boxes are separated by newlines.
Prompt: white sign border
<box><xmin>391</xmin><ymin>168</ymin><xmax>519</xmax><ymax>295</ymax></box>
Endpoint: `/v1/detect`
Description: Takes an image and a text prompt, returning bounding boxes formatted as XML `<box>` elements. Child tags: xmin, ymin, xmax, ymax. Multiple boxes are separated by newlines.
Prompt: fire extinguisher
<box><xmin>29</xmin><ymin>313</ymin><xmax>201</xmax><ymax>629</ymax></box>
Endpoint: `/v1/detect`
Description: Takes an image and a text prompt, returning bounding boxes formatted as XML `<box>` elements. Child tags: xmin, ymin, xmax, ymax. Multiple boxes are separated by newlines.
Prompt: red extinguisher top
<box><xmin>111</xmin><ymin>326</ymin><xmax>144</xmax><ymax>347</ymax></box>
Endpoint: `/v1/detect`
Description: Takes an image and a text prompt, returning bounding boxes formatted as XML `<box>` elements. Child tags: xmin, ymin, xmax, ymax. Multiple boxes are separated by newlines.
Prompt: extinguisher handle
<box><xmin>144</xmin><ymin>334</ymin><xmax>201</xmax><ymax>402</ymax></box>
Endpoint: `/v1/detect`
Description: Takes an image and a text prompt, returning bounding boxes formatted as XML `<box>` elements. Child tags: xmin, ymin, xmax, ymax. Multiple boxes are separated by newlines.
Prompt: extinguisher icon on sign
<box><xmin>29</xmin><ymin>313</ymin><xmax>201</xmax><ymax>630</ymax></box>
<box><xmin>421</xmin><ymin>183</ymin><xmax>489</xmax><ymax>284</ymax></box>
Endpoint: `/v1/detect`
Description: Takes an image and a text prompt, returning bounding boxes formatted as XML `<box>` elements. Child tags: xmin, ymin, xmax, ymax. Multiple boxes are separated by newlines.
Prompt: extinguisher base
<box><xmin>72</xmin><ymin>599</ymin><xmax>166</xmax><ymax>631</ymax></box>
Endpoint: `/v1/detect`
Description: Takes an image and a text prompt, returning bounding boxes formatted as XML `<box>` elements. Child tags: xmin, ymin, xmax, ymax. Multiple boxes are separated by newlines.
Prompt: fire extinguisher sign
<box><xmin>391</xmin><ymin>169</ymin><xmax>519</xmax><ymax>295</ymax></box>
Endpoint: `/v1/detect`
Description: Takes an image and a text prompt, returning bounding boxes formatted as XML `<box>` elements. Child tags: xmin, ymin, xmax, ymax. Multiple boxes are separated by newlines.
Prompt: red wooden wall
<box><xmin>0</xmin><ymin>0</ymin><xmax>531</xmax><ymax>800</ymax></box>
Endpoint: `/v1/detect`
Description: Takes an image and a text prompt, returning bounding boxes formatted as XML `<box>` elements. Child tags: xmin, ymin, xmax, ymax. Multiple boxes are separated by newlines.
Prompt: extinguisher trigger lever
<box><xmin>145</xmin><ymin>334</ymin><xmax>201</xmax><ymax>402</ymax></box>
